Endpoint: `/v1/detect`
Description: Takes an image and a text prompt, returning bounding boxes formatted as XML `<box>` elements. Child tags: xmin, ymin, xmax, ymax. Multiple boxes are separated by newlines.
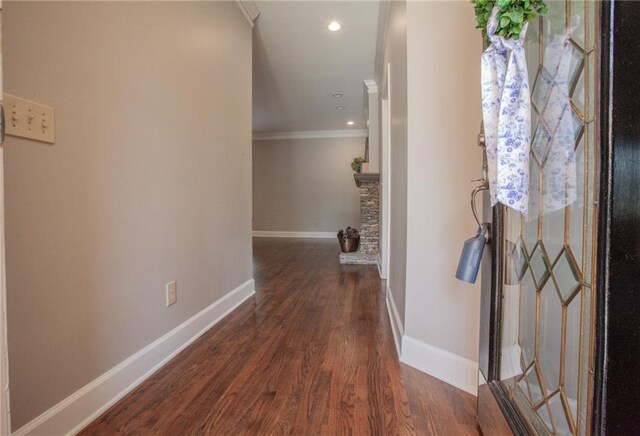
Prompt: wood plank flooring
<box><xmin>81</xmin><ymin>238</ymin><xmax>480</xmax><ymax>435</ymax></box>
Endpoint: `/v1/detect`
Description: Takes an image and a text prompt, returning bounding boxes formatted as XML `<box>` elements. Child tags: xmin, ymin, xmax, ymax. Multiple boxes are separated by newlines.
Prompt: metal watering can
<box><xmin>455</xmin><ymin>180</ymin><xmax>490</xmax><ymax>284</ymax></box>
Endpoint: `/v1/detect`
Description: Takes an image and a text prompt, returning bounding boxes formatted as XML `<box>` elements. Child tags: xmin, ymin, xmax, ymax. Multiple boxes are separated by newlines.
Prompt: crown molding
<box><xmin>364</xmin><ymin>80</ymin><xmax>379</xmax><ymax>94</ymax></box>
<box><xmin>253</xmin><ymin>129</ymin><xmax>368</xmax><ymax>141</ymax></box>
<box><xmin>235</xmin><ymin>0</ymin><xmax>260</xmax><ymax>28</ymax></box>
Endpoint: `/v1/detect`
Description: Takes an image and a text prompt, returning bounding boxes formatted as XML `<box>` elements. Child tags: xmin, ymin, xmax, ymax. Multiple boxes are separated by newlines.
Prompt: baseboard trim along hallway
<box><xmin>385</xmin><ymin>287</ymin><xmax>403</xmax><ymax>357</ymax></box>
<box><xmin>252</xmin><ymin>231</ymin><xmax>336</xmax><ymax>239</ymax></box>
<box><xmin>383</xmin><ymin>289</ymin><xmax>477</xmax><ymax>396</ymax></box>
<box><xmin>13</xmin><ymin>279</ymin><xmax>256</xmax><ymax>436</ymax></box>
<box><xmin>400</xmin><ymin>336</ymin><xmax>478</xmax><ymax>396</ymax></box>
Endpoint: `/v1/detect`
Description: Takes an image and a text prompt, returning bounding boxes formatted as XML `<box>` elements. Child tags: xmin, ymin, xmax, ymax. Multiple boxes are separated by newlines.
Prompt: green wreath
<box><xmin>472</xmin><ymin>0</ymin><xmax>548</xmax><ymax>42</ymax></box>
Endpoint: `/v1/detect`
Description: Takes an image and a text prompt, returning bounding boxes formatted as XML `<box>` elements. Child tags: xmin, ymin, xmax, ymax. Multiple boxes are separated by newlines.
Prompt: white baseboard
<box><xmin>13</xmin><ymin>279</ymin><xmax>256</xmax><ymax>436</ymax></box>
<box><xmin>252</xmin><ymin>231</ymin><xmax>336</xmax><ymax>239</ymax></box>
<box><xmin>385</xmin><ymin>286</ymin><xmax>403</xmax><ymax>357</ymax></box>
<box><xmin>253</xmin><ymin>129</ymin><xmax>368</xmax><ymax>141</ymax></box>
<box><xmin>400</xmin><ymin>336</ymin><xmax>478</xmax><ymax>396</ymax></box>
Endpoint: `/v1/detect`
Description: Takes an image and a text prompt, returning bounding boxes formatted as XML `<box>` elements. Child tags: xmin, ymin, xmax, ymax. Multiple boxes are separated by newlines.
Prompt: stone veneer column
<box><xmin>339</xmin><ymin>176</ymin><xmax>380</xmax><ymax>265</ymax></box>
<box><xmin>359</xmin><ymin>181</ymin><xmax>380</xmax><ymax>256</ymax></box>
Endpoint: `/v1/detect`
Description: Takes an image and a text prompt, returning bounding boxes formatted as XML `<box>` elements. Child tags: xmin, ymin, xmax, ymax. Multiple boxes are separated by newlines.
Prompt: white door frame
<box><xmin>379</xmin><ymin>62</ymin><xmax>391</xmax><ymax>280</ymax></box>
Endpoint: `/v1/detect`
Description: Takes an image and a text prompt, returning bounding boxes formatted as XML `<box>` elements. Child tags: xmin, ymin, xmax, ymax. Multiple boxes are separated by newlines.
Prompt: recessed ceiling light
<box><xmin>332</xmin><ymin>93</ymin><xmax>343</xmax><ymax>98</ymax></box>
<box><xmin>336</xmin><ymin>106</ymin><xmax>345</xmax><ymax>110</ymax></box>
<box><xmin>347</xmin><ymin>121</ymin><xmax>354</xmax><ymax>126</ymax></box>
<box><xmin>328</xmin><ymin>21</ymin><xmax>342</xmax><ymax>32</ymax></box>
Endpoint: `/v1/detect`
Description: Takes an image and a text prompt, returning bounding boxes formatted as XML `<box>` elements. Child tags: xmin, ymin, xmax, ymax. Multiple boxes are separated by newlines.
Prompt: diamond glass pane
<box><xmin>529</xmin><ymin>244</ymin><xmax>550</xmax><ymax>287</ymax></box>
<box><xmin>542</xmin><ymin>208</ymin><xmax>564</xmax><ymax>265</ymax></box>
<box><xmin>506</xmin><ymin>237</ymin><xmax>528</xmax><ymax>285</ymax></box>
<box><xmin>515</xmin><ymin>238</ymin><xmax>528</xmax><ymax>281</ymax></box>
<box><xmin>532</xmin><ymin>68</ymin><xmax>551</xmax><ymax>113</ymax></box>
<box><xmin>553</xmin><ymin>249</ymin><xmax>581</xmax><ymax>301</ymax></box>
<box><xmin>532</xmin><ymin>122</ymin><xmax>553</xmax><ymax>165</ymax></box>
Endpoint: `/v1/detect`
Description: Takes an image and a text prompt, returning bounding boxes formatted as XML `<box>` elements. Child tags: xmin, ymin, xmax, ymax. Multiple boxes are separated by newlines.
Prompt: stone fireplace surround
<box><xmin>339</xmin><ymin>173</ymin><xmax>380</xmax><ymax>265</ymax></box>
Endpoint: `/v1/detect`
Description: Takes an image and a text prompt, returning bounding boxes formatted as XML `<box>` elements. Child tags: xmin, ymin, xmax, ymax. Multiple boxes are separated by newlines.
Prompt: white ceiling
<box><xmin>252</xmin><ymin>1</ymin><xmax>379</xmax><ymax>133</ymax></box>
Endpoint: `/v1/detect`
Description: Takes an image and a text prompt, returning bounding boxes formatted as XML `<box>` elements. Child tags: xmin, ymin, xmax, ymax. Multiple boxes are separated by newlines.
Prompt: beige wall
<box><xmin>252</xmin><ymin>137</ymin><xmax>362</xmax><ymax>233</ymax></box>
<box><xmin>4</xmin><ymin>2</ymin><xmax>253</xmax><ymax>429</ymax></box>
<box><xmin>404</xmin><ymin>1</ymin><xmax>482</xmax><ymax>361</ymax></box>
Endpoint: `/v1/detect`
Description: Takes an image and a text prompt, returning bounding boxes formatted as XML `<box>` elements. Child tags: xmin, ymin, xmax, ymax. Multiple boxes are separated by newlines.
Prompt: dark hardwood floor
<box><xmin>81</xmin><ymin>238</ymin><xmax>480</xmax><ymax>435</ymax></box>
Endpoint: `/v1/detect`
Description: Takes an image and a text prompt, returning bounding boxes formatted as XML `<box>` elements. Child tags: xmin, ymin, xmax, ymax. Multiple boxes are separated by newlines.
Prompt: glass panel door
<box><xmin>498</xmin><ymin>1</ymin><xmax>598</xmax><ymax>434</ymax></box>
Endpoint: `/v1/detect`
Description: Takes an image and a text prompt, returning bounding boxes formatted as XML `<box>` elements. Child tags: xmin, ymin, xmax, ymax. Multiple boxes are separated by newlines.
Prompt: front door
<box><xmin>477</xmin><ymin>1</ymin><xmax>600</xmax><ymax>434</ymax></box>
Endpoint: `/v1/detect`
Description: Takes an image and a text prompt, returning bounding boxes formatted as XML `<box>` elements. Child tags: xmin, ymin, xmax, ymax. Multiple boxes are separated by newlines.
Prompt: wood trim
<box><xmin>488</xmin><ymin>206</ymin><xmax>505</xmax><ymax>381</ymax></box>
<box><xmin>478</xmin><ymin>204</ymin><xmax>504</xmax><ymax>381</ymax></box>
<box><xmin>252</xmin><ymin>130</ymin><xmax>368</xmax><ymax>141</ymax></box>
<box><xmin>593</xmin><ymin>0</ymin><xmax>640</xmax><ymax>433</ymax></box>
<box><xmin>379</xmin><ymin>93</ymin><xmax>391</xmax><ymax>279</ymax></box>
<box><xmin>592</xmin><ymin>2</ymin><xmax>612</xmax><ymax>433</ymax></box>
<box><xmin>13</xmin><ymin>280</ymin><xmax>256</xmax><ymax>436</ymax></box>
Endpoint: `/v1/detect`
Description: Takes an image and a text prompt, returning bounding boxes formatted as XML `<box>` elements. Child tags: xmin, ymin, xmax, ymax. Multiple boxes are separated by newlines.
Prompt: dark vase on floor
<box><xmin>337</xmin><ymin>227</ymin><xmax>360</xmax><ymax>253</ymax></box>
<box><xmin>338</xmin><ymin>236</ymin><xmax>359</xmax><ymax>253</ymax></box>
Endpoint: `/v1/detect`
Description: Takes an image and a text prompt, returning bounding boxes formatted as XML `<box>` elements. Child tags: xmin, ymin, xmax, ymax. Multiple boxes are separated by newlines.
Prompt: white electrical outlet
<box><xmin>166</xmin><ymin>281</ymin><xmax>177</xmax><ymax>306</ymax></box>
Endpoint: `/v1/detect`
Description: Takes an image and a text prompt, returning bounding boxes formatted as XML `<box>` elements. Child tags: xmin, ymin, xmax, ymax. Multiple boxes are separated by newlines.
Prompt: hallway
<box><xmin>81</xmin><ymin>238</ymin><xmax>479</xmax><ymax>435</ymax></box>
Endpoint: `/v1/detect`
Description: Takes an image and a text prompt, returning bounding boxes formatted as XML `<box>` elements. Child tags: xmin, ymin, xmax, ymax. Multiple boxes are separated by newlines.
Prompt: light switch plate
<box><xmin>4</xmin><ymin>93</ymin><xmax>55</xmax><ymax>144</ymax></box>
<box><xmin>166</xmin><ymin>281</ymin><xmax>177</xmax><ymax>307</ymax></box>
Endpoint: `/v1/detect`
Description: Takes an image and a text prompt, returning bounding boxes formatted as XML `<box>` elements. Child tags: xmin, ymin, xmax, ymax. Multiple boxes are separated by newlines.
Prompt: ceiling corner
<box><xmin>236</xmin><ymin>0</ymin><xmax>260</xmax><ymax>27</ymax></box>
